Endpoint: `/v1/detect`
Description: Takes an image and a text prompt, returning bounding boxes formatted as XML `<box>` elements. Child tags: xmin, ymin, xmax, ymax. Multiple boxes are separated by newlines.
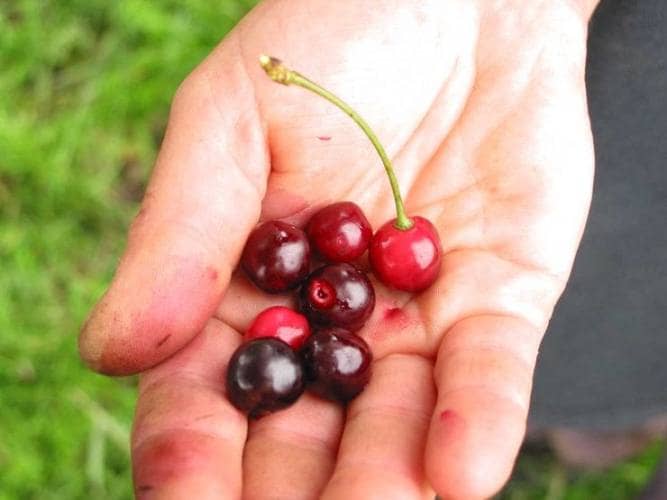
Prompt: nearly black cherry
<box><xmin>226</xmin><ymin>338</ymin><xmax>304</xmax><ymax>418</ymax></box>
<box><xmin>301</xmin><ymin>327</ymin><xmax>372</xmax><ymax>402</ymax></box>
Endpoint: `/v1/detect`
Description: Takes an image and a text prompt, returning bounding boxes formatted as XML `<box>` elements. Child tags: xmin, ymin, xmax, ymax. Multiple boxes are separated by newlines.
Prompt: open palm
<box><xmin>80</xmin><ymin>1</ymin><xmax>596</xmax><ymax>498</ymax></box>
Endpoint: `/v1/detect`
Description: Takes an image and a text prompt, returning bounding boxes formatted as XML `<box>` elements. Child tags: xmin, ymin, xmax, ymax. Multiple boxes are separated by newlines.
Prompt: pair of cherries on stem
<box><xmin>247</xmin><ymin>56</ymin><xmax>442</xmax><ymax>295</ymax></box>
<box><xmin>309</xmin><ymin>201</ymin><xmax>442</xmax><ymax>295</ymax></box>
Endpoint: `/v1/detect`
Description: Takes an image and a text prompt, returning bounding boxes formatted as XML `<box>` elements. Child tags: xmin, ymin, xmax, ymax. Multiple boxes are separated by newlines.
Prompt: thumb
<box><xmin>79</xmin><ymin>35</ymin><xmax>268</xmax><ymax>375</ymax></box>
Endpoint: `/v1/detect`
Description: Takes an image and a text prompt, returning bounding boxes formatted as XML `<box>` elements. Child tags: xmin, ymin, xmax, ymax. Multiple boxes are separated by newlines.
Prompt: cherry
<box><xmin>306</xmin><ymin>201</ymin><xmax>372</xmax><ymax>263</ymax></box>
<box><xmin>260</xmin><ymin>56</ymin><xmax>442</xmax><ymax>292</ymax></box>
<box><xmin>245</xmin><ymin>306</ymin><xmax>311</xmax><ymax>350</ymax></box>
<box><xmin>226</xmin><ymin>338</ymin><xmax>304</xmax><ymax>418</ymax></box>
<box><xmin>299</xmin><ymin>263</ymin><xmax>375</xmax><ymax>332</ymax></box>
<box><xmin>301</xmin><ymin>327</ymin><xmax>372</xmax><ymax>402</ymax></box>
<box><xmin>369</xmin><ymin>216</ymin><xmax>442</xmax><ymax>292</ymax></box>
<box><xmin>241</xmin><ymin>220</ymin><xmax>310</xmax><ymax>293</ymax></box>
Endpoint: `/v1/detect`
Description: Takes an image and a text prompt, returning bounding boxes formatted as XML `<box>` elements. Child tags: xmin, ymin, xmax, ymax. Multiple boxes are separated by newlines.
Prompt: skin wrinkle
<box><xmin>345</xmin><ymin>352</ymin><xmax>434</xmax><ymax>423</ymax></box>
<box><xmin>228</xmin><ymin>30</ymin><xmax>271</xmax><ymax>198</ymax></box>
<box><xmin>368</xmin><ymin>55</ymin><xmax>464</xmax><ymax>203</ymax></box>
<box><xmin>327</xmin><ymin>460</ymin><xmax>426</xmax><ymax>493</ymax></box>
<box><xmin>133</xmin><ymin>423</ymin><xmax>243</xmax><ymax>458</ymax></box>
<box><xmin>248</xmin><ymin>425</ymin><xmax>340</xmax><ymax>455</ymax></box>
<box><xmin>345</xmin><ymin>402</ymin><xmax>433</xmax><ymax>428</ymax></box>
<box><xmin>417</xmin><ymin>253</ymin><xmax>560</xmax><ymax>348</ymax></box>
<box><xmin>434</xmin><ymin>359</ymin><xmax>534</xmax><ymax>413</ymax></box>
<box><xmin>436</xmin><ymin>344</ymin><xmax>537</xmax><ymax>382</ymax></box>
<box><xmin>387</xmin><ymin>35</ymin><xmax>481</xmax><ymax>217</ymax></box>
<box><xmin>402</xmin><ymin>57</ymin><xmax>479</xmax><ymax>210</ymax></box>
<box><xmin>439</xmin><ymin>314</ymin><xmax>541</xmax><ymax>362</ymax></box>
<box><xmin>133</xmin><ymin>387</ymin><xmax>244</xmax><ymax>444</ymax></box>
<box><xmin>137</xmin><ymin>369</ymin><xmax>223</xmax><ymax>400</ymax></box>
<box><xmin>132</xmin><ymin>430</ymin><xmax>243</xmax><ymax>493</ymax></box>
<box><xmin>436</xmin><ymin>382</ymin><xmax>531</xmax><ymax>416</ymax></box>
<box><xmin>133</xmin><ymin>386</ymin><xmax>246</xmax><ymax>463</ymax></box>
<box><xmin>368</xmin><ymin>340</ymin><xmax>435</xmax><ymax>363</ymax></box>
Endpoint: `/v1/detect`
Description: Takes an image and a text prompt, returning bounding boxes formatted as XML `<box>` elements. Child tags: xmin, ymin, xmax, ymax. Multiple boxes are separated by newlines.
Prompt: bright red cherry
<box><xmin>245</xmin><ymin>306</ymin><xmax>311</xmax><ymax>350</ymax></box>
<box><xmin>299</xmin><ymin>263</ymin><xmax>375</xmax><ymax>332</ymax></box>
<box><xmin>241</xmin><ymin>220</ymin><xmax>310</xmax><ymax>293</ymax></box>
<box><xmin>306</xmin><ymin>201</ymin><xmax>372</xmax><ymax>262</ymax></box>
<box><xmin>369</xmin><ymin>216</ymin><xmax>442</xmax><ymax>292</ymax></box>
<box><xmin>301</xmin><ymin>327</ymin><xmax>372</xmax><ymax>402</ymax></box>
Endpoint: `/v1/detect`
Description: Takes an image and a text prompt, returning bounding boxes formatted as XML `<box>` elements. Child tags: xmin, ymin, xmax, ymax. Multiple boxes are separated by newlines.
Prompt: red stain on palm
<box><xmin>207</xmin><ymin>267</ymin><xmax>219</xmax><ymax>281</ymax></box>
<box><xmin>384</xmin><ymin>307</ymin><xmax>404</xmax><ymax>320</ymax></box>
<box><xmin>438</xmin><ymin>409</ymin><xmax>465</xmax><ymax>441</ymax></box>
<box><xmin>382</xmin><ymin>306</ymin><xmax>411</xmax><ymax>330</ymax></box>
<box><xmin>440</xmin><ymin>409</ymin><xmax>457</xmax><ymax>422</ymax></box>
<box><xmin>317</xmin><ymin>135</ymin><xmax>332</xmax><ymax>141</ymax></box>
<box><xmin>365</xmin><ymin>305</ymin><xmax>415</xmax><ymax>344</ymax></box>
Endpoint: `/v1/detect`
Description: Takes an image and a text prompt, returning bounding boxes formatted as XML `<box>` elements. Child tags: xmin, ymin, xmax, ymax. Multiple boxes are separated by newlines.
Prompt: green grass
<box><xmin>0</xmin><ymin>1</ymin><xmax>661</xmax><ymax>498</ymax></box>
<box><xmin>0</xmin><ymin>1</ymin><xmax>255</xmax><ymax>498</ymax></box>
<box><xmin>499</xmin><ymin>440</ymin><xmax>663</xmax><ymax>500</ymax></box>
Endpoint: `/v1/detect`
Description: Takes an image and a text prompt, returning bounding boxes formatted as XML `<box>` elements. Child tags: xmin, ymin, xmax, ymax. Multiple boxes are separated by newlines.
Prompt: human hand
<box><xmin>79</xmin><ymin>1</ymin><xmax>597</xmax><ymax>498</ymax></box>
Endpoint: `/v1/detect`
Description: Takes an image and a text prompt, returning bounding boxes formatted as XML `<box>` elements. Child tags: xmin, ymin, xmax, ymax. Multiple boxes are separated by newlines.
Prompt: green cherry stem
<box><xmin>259</xmin><ymin>55</ymin><xmax>413</xmax><ymax>231</ymax></box>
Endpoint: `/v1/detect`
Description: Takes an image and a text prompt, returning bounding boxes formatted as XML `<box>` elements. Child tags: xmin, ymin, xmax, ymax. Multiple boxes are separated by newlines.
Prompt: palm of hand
<box><xmin>80</xmin><ymin>1</ymin><xmax>594</xmax><ymax>498</ymax></box>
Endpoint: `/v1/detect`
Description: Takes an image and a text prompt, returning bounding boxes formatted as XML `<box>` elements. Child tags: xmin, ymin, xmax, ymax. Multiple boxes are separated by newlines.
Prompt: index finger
<box><xmin>79</xmin><ymin>34</ymin><xmax>269</xmax><ymax>375</ymax></box>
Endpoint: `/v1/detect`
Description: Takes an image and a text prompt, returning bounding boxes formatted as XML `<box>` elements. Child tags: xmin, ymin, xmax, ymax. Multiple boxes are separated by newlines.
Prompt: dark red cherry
<box><xmin>301</xmin><ymin>327</ymin><xmax>372</xmax><ymax>402</ymax></box>
<box><xmin>241</xmin><ymin>221</ymin><xmax>310</xmax><ymax>293</ymax></box>
<box><xmin>369</xmin><ymin>216</ymin><xmax>442</xmax><ymax>292</ymax></box>
<box><xmin>306</xmin><ymin>201</ymin><xmax>372</xmax><ymax>262</ymax></box>
<box><xmin>299</xmin><ymin>263</ymin><xmax>375</xmax><ymax>332</ymax></box>
<box><xmin>226</xmin><ymin>338</ymin><xmax>304</xmax><ymax>418</ymax></box>
<box><xmin>245</xmin><ymin>306</ymin><xmax>311</xmax><ymax>350</ymax></box>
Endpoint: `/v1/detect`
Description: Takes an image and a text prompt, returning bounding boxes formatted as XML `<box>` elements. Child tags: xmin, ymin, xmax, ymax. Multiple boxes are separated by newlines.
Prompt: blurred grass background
<box><xmin>0</xmin><ymin>1</ymin><xmax>662</xmax><ymax>499</ymax></box>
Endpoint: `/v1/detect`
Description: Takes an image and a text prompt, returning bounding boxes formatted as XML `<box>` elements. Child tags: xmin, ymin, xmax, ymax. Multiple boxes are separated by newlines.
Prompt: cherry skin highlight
<box><xmin>241</xmin><ymin>220</ymin><xmax>310</xmax><ymax>293</ymax></box>
<box><xmin>301</xmin><ymin>327</ymin><xmax>372</xmax><ymax>402</ymax></box>
<box><xmin>369</xmin><ymin>216</ymin><xmax>442</xmax><ymax>292</ymax></box>
<box><xmin>299</xmin><ymin>263</ymin><xmax>375</xmax><ymax>332</ymax></box>
<box><xmin>245</xmin><ymin>306</ymin><xmax>311</xmax><ymax>350</ymax></box>
<box><xmin>226</xmin><ymin>338</ymin><xmax>304</xmax><ymax>418</ymax></box>
<box><xmin>306</xmin><ymin>201</ymin><xmax>372</xmax><ymax>263</ymax></box>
